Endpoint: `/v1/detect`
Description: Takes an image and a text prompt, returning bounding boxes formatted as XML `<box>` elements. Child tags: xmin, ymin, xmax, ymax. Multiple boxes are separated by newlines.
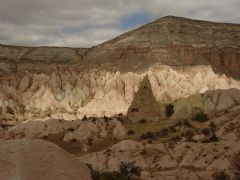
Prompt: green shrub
<box><xmin>201</xmin><ymin>139</ymin><xmax>210</xmax><ymax>143</ymax></box>
<box><xmin>104</xmin><ymin>116</ymin><xmax>110</xmax><ymax>122</ymax></box>
<box><xmin>170</xmin><ymin>135</ymin><xmax>181</xmax><ymax>142</ymax></box>
<box><xmin>140</xmin><ymin>133</ymin><xmax>147</xmax><ymax>140</ymax></box>
<box><xmin>82</xmin><ymin>115</ymin><xmax>88</xmax><ymax>121</ymax></box>
<box><xmin>6</xmin><ymin>106</ymin><xmax>14</xmax><ymax>115</ymax></box>
<box><xmin>118</xmin><ymin>113</ymin><xmax>124</xmax><ymax>117</ymax></box>
<box><xmin>202</xmin><ymin>128</ymin><xmax>210</xmax><ymax>136</ymax></box>
<box><xmin>213</xmin><ymin>171</ymin><xmax>230</xmax><ymax>180</ymax></box>
<box><xmin>147</xmin><ymin>140</ymin><xmax>153</xmax><ymax>144</ymax></box>
<box><xmin>193</xmin><ymin>112</ymin><xmax>209</xmax><ymax>122</ymax></box>
<box><xmin>165</xmin><ymin>104</ymin><xmax>174</xmax><ymax>118</ymax></box>
<box><xmin>138</xmin><ymin>119</ymin><xmax>147</xmax><ymax>123</ymax></box>
<box><xmin>233</xmin><ymin>152</ymin><xmax>240</xmax><ymax>171</ymax></box>
<box><xmin>117</xmin><ymin>117</ymin><xmax>124</xmax><ymax>123</ymax></box>
<box><xmin>66</xmin><ymin>127</ymin><xmax>75</xmax><ymax>132</ymax></box>
<box><xmin>168</xmin><ymin>125</ymin><xmax>177</xmax><ymax>132</ymax></box>
<box><xmin>155</xmin><ymin>128</ymin><xmax>169</xmax><ymax>137</ymax></box>
<box><xmin>145</xmin><ymin>131</ymin><xmax>154</xmax><ymax>139</ymax></box>
<box><xmin>140</xmin><ymin>131</ymin><xmax>154</xmax><ymax>139</ymax></box>
<box><xmin>131</xmin><ymin>108</ymin><xmax>139</xmax><ymax>112</ymax></box>
<box><xmin>70</xmin><ymin>138</ymin><xmax>78</xmax><ymax>143</ymax></box>
<box><xmin>42</xmin><ymin>135</ymin><xmax>48</xmax><ymax>139</ymax></box>
<box><xmin>209</xmin><ymin>134</ymin><xmax>219</xmax><ymax>142</ymax></box>
<box><xmin>140</xmin><ymin>149</ymin><xmax>147</xmax><ymax>155</ymax></box>
<box><xmin>88</xmin><ymin>162</ymin><xmax>142</xmax><ymax>180</ymax></box>
<box><xmin>127</xmin><ymin>129</ymin><xmax>135</xmax><ymax>135</ymax></box>
<box><xmin>119</xmin><ymin>162</ymin><xmax>141</xmax><ymax>179</ymax></box>
<box><xmin>87</xmin><ymin>137</ymin><xmax>93</xmax><ymax>145</ymax></box>
<box><xmin>86</xmin><ymin>164</ymin><xmax>101</xmax><ymax>180</ymax></box>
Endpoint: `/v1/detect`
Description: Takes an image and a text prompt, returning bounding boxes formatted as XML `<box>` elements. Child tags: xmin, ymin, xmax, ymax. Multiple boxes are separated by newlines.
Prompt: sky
<box><xmin>0</xmin><ymin>0</ymin><xmax>239</xmax><ymax>47</ymax></box>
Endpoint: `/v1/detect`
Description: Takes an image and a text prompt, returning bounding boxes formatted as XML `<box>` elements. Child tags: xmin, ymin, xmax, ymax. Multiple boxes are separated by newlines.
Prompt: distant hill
<box><xmin>1</xmin><ymin>16</ymin><xmax>240</xmax><ymax>77</ymax></box>
<box><xmin>84</xmin><ymin>16</ymin><xmax>240</xmax><ymax>76</ymax></box>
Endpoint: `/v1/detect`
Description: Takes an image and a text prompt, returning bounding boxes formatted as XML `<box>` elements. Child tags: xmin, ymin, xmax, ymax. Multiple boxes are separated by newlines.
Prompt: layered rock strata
<box><xmin>0</xmin><ymin>65</ymin><xmax>240</xmax><ymax>120</ymax></box>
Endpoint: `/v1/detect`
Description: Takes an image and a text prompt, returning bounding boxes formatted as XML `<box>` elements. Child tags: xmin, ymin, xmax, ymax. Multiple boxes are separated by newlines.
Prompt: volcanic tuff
<box><xmin>1</xmin><ymin>66</ymin><xmax>240</xmax><ymax>120</ymax></box>
<box><xmin>0</xmin><ymin>139</ymin><xmax>91</xmax><ymax>180</ymax></box>
<box><xmin>80</xmin><ymin>139</ymin><xmax>240</xmax><ymax>180</ymax></box>
<box><xmin>4</xmin><ymin>118</ymin><xmax>127</xmax><ymax>143</ymax></box>
<box><xmin>0</xmin><ymin>16</ymin><xmax>239</xmax><ymax>119</ymax></box>
<box><xmin>0</xmin><ymin>16</ymin><xmax>240</xmax><ymax>180</ymax></box>
<box><xmin>127</xmin><ymin>75</ymin><xmax>163</xmax><ymax>122</ymax></box>
<box><xmin>0</xmin><ymin>44</ymin><xmax>88</xmax><ymax>72</ymax></box>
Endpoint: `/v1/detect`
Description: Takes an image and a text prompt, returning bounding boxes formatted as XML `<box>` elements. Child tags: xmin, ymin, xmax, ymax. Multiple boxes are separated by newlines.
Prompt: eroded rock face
<box><xmin>79</xmin><ymin>139</ymin><xmax>240</xmax><ymax>180</ymax></box>
<box><xmin>0</xmin><ymin>16</ymin><xmax>240</xmax><ymax>180</ymax></box>
<box><xmin>0</xmin><ymin>139</ymin><xmax>92</xmax><ymax>180</ymax></box>
<box><xmin>0</xmin><ymin>45</ymin><xmax>88</xmax><ymax>72</ymax></box>
<box><xmin>172</xmin><ymin>88</ymin><xmax>240</xmax><ymax>119</ymax></box>
<box><xmin>169</xmin><ymin>45</ymin><xmax>240</xmax><ymax>77</ymax></box>
<box><xmin>85</xmin><ymin>16</ymin><xmax>240</xmax><ymax>76</ymax></box>
<box><xmin>0</xmin><ymin>16</ymin><xmax>239</xmax><ymax>119</ymax></box>
<box><xmin>213</xmin><ymin>105</ymin><xmax>240</xmax><ymax>141</ymax></box>
<box><xmin>127</xmin><ymin>75</ymin><xmax>163</xmax><ymax>122</ymax></box>
<box><xmin>1</xmin><ymin>65</ymin><xmax>240</xmax><ymax>120</ymax></box>
<box><xmin>63</xmin><ymin>118</ymin><xmax>126</xmax><ymax>142</ymax></box>
<box><xmin>4</xmin><ymin>117</ymin><xmax>127</xmax><ymax>143</ymax></box>
<box><xmin>1</xmin><ymin>16</ymin><xmax>240</xmax><ymax>75</ymax></box>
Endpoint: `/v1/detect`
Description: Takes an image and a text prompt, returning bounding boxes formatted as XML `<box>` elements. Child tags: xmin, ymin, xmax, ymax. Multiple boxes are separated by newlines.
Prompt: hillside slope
<box><xmin>85</xmin><ymin>16</ymin><xmax>240</xmax><ymax>76</ymax></box>
<box><xmin>1</xmin><ymin>16</ymin><xmax>239</xmax><ymax>77</ymax></box>
<box><xmin>0</xmin><ymin>44</ymin><xmax>88</xmax><ymax>72</ymax></box>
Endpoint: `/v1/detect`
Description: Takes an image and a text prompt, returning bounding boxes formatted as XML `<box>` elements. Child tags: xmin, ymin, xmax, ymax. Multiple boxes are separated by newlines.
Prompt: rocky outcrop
<box><xmin>84</xmin><ymin>16</ymin><xmax>240</xmax><ymax>76</ymax></box>
<box><xmin>0</xmin><ymin>44</ymin><xmax>88</xmax><ymax>72</ymax></box>
<box><xmin>63</xmin><ymin>118</ymin><xmax>126</xmax><ymax>142</ymax></box>
<box><xmin>1</xmin><ymin>16</ymin><xmax>239</xmax><ymax>76</ymax></box>
<box><xmin>80</xmin><ymin>139</ymin><xmax>240</xmax><ymax>179</ymax></box>
<box><xmin>169</xmin><ymin>45</ymin><xmax>240</xmax><ymax>77</ymax></box>
<box><xmin>213</xmin><ymin>105</ymin><xmax>240</xmax><ymax>141</ymax></box>
<box><xmin>4</xmin><ymin>117</ymin><xmax>127</xmax><ymax>143</ymax></box>
<box><xmin>0</xmin><ymin>139</ymin><xmax>92</xmax><ymax>180</ymax></box>
<box><xmin>0</xmin><ymin>65</ymin><xmax>240</xmax><ymax>120</ymax></box>
<box><xmin>0</xmin><ymin>16</ymin><xmax>239</xmax><ymax>119</ymax></box>
<box><xmin>1</xmin><ymin>16</ymin><xmax>240</xmax><ymax>180</ymax></box>
<box><xmin>127</xmin><ymin>75</ymin><xmax>163</xmax><ymax>122</ymax></box>
<box><xmin>172</xmin><ymin>88</ymin><xmax>240</xmax><ymax>119</ymax></box>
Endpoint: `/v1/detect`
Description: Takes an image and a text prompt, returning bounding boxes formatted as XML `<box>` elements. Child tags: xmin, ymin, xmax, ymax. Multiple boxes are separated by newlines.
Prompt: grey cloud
<box><xmin>0</xmin><ymin>0</ymin><xmax>239</xmax><ymax>47</ymax></box>
<box><xmin>145</xmin><ymin>0</ymin><xmax>240</xmax><ymax>22</ymax></box>
<box><xmin>47</xmin><ymin>28</ymin><xmax>124</xmax><ymax>47</ymax></box>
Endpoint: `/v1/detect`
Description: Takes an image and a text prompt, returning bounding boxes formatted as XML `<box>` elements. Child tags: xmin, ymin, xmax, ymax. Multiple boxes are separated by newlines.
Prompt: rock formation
<box><xmin>1</xmin><ymin>16</ymin><xmax>240</xmax><ymax>75</ymax></box>
<box><xmin>0</xmin><ymin>45</ymin><xmax>88</xmax><ymax>72</ymax></box>
<box><xmin>0</xmin><ymin>16</ymin><xmax>240</xmax><ymax>180</ymax></box>
<box><xmin>80</xmin><ymin>139</ymin><xmax>240</xmax><ymax>179</ymax></box>
<box><xmin>172</xmin><ymin>88</ymin><xmax>240</xmax><ymax>119</ymax></box>
<box><xmin>0</xmin><ymin>16</ymin><xmax>240</xmax><ymax>119</ymax></box>
<box><xmin>0</xmin><ymin>66</ymin><xmax>240</xmax><ymax>120</ymax></box>
<box><xmin>85</xmin><ymin>16</ymin><xmax>240</xmax><ymax>77</ymax></box>
<box><xmin>4</xmin><ymin>117</ymin><xmax>127</xmax><ymax>143</ymax></box>
<box><xmin>127</xmin><ymin>75</ymin><xmax>163</xmax><ymax>122</ymax></box>
<box><xmin>0</xmin><ymin>139</ymin><xmax>91</xmax><ymax>180</ymax></box>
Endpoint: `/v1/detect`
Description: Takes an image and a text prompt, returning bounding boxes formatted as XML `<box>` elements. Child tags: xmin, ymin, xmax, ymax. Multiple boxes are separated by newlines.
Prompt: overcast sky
<box><xmin>0</xmin><ymin>0</ymin><xmax>239</xmax><ymax>47</ymax></box>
